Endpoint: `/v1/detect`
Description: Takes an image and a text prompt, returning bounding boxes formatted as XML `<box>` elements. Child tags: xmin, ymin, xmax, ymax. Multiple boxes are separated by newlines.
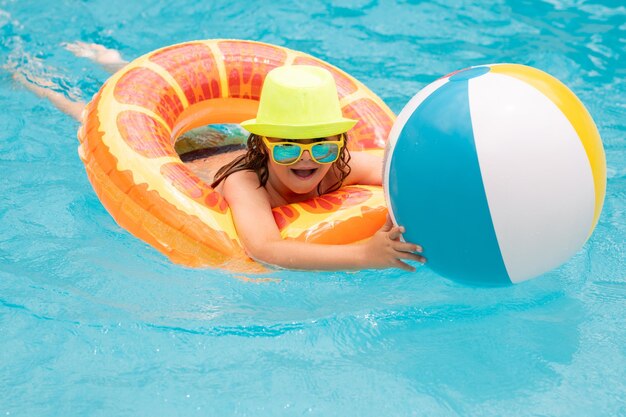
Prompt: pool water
<box><xmin>1</xmin><ymin>1</ymin><xmax>625</xmax><ymax>416</ymax></box>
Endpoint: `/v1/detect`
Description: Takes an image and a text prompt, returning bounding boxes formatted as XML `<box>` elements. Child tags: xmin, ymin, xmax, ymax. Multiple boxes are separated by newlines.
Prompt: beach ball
<box><xmin>383</xmin><ymin>64</ymin><xmax>606</xmax><ymax>285</ymax></box>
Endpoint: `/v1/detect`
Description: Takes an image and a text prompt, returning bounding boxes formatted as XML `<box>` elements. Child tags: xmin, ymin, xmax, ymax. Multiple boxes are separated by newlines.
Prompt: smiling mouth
<box><xmin>291</xmin><ymin>168</ymin><xmax>318</xmax><ymax>179</ymax></box>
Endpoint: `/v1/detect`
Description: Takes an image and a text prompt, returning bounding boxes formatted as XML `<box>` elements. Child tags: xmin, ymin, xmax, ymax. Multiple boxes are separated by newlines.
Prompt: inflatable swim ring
<box><xmin>77</xmin><ymin>39</ymin><xmax>395</xmax><ymax>270</ymax></box>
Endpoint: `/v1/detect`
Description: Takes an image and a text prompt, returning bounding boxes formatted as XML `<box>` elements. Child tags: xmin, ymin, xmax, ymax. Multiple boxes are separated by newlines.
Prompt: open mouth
<box><xmin>290</xmin><ymin>168</ymin><xmax>318</xmax><ymax>179</ymax></box>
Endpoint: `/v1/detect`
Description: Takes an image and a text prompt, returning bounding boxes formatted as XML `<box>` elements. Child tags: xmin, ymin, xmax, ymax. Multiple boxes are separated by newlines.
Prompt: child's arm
<box><xmin>222</xmin><ymin>171</ymin><xmax>425</xmax><ymax>271</ymax></box>
<box><xmin>343</xmin><ymin>151</ymin><xmax>384</xmax><ymax>186</ymax></box>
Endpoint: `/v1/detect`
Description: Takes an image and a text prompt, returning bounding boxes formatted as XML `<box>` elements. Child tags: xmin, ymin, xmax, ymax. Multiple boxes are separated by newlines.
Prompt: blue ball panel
<box><xmin>449</xmin><ymin>66</ymin><xmax>490</xmax><ymax>82</ymax></box>
<box><xmin>388</xmin><ymin>79</ymin><xmax>510</xmax><ymax>285</ymax></box>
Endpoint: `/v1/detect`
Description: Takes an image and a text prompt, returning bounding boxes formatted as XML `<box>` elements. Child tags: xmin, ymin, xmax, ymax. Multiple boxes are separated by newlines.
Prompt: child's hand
<box><xmin>361</xmin><ymin>215</ymin><xmax>426</xmax><ymax>271</ymax></box>
<box><xmin>63</xmin><ymin>42</ymin><xmax>123</xmax><ymax>64</ymax></box>
<box><xmin>62</xmin><ymin>42</ymin><xmax>127</xmax><ymax>74</ymax></box>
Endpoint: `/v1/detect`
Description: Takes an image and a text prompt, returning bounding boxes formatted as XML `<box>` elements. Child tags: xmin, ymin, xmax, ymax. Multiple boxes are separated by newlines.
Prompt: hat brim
<box><xmin>240</xmin><ymin>118</ymin><xmax>357</xmax><ymax>139</ymax></box>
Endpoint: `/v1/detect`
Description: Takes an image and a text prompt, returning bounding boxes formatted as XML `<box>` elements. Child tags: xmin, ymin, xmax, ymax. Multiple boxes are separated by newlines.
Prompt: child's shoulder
<box><xmin>215</xmin><ymin>169</ymin><xmax>260</xmax><ymax>195</ymax></box>
<box><xmin>221</xmin><ymin>169</ymin><xmax>260</xmax><ymax>189</ymax></box>
<box><xmin>221</xmin><ymin>169</ymin><xmax>277</xmax><ymax>209</ymax></box>
<box><xmin>344</xmin><ymin>151</ymin><xmax>383</xmax><ymax>186</ymax></box>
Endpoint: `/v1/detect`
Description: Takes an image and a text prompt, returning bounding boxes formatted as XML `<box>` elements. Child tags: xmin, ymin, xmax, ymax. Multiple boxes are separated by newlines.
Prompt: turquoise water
<box><xmin>1</xmin><ymin>1</ymin><xmax>625</xmax><ymax>416</ymax></box>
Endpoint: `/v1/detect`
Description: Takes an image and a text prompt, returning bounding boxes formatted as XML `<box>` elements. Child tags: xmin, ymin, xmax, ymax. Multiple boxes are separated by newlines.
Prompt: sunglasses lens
<box><xmin>273</xmin><ymin>144</ymin><xmax>301</xmax><ymax>164</ymax></box>
<box><xmin>312</xmin><ymin>143</ymin><xmax>339</xmax><ymax>163</ymax></box>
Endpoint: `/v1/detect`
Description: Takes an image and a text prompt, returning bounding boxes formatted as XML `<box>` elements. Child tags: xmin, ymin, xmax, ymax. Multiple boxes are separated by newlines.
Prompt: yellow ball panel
<box><xmin>490</xmin><ymin>64</ymin><xmax>606</xmax><ymax>233</ymax></box>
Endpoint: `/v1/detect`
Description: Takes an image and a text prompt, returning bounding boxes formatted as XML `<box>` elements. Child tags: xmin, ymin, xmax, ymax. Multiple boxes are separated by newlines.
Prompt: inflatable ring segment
<box><xmin>77</xmin><ymin>39</ymin><xmax>395</xmax><ymax>270</ymax></box>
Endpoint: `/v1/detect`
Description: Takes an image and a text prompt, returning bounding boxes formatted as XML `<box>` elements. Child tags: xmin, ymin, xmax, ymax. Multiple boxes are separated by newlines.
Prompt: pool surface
<box><xmin>1</xmin><ymin>1</ymin><xmax>625</xmax><ymax>416</ymax></box>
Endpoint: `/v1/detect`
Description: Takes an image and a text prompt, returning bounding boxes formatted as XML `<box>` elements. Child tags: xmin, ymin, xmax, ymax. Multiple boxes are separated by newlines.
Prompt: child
<box><xmin>10</xmin><ymin>42</ymin><xmax>127</xmax><ymax>120</ymax></box>
<box><xmin>12</xmin><ymin>44</ymin><xmax>425</xmax><ymax>271</ymax></box>
<box><xmin>210</xmin><ymin>65</ymin><xmax>425</xmax><ymax>271</ymax></box>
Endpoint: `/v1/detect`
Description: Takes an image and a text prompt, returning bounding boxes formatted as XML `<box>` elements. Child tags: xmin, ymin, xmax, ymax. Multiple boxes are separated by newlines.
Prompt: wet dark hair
<box><xmin>211</xmin><ymin>133</ymin><xmax>352</xmax><ymax>195</ymax></box>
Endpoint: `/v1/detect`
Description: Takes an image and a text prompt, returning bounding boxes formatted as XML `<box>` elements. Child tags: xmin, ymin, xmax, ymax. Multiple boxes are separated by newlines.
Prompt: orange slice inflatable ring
<box><xmin>77</xmin><ymin>39</ymin><xmax>395</xmax><ymax>271</ymax></box>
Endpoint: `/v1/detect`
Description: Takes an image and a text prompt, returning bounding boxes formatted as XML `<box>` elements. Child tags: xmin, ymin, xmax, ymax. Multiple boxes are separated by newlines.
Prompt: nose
<box><xmin>300</xmin><ymin>150</ymin><xmax>312</xmax><ymax>161</ymax></box>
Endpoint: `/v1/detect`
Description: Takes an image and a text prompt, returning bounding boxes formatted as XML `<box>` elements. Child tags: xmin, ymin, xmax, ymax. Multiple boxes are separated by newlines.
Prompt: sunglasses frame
<box><xmin>262</xmin><ymin>134</ymin><xmax>345</xmax><ymax>166</ymax></box>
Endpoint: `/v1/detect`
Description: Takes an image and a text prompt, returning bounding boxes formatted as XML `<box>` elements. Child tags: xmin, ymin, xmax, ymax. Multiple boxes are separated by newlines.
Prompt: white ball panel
<box><xmin>469</xmin><ymin>73</ymin><xmax>595</xmax><ymax>283</ymax></box>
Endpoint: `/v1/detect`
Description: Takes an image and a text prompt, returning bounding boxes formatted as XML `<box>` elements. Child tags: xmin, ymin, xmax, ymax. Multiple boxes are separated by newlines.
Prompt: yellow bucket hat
<box><xmin>241</xmin><ymin>65</ymin><xmax>357</xmax><ymax>139</ymax></box>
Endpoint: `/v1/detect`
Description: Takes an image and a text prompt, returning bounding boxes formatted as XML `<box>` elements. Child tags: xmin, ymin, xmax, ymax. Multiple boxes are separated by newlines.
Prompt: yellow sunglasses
<box><xmin>262</xmin><ymin>135</ymin><xmax>345</xmax><ymax>166</ymax></box>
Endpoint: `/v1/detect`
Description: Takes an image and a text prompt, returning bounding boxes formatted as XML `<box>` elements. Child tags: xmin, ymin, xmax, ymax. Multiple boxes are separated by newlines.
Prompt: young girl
<box><xmin>210</xmin><ymin>65</ymin><xmax>425</xmax><ymax>271</ymax></box>
<box><xmin>12</xmin><ymin>43</ymin><xmax>425</xmax><ymax>271</ymax></box>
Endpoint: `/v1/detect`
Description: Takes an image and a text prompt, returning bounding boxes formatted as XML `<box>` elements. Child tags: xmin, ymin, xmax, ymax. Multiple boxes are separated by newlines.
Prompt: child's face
<box><xmin>265</xmin><ymin>134</ymin><xmax>342</xmax><ymax>196</ymax></box>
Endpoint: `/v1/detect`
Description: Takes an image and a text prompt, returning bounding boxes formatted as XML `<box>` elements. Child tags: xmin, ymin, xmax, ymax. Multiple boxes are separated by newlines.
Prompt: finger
<box><xmin>393</xmin><ymin>259</ymin><xmax>416</xmax><ymax>272</ymax></box>
<box><xmin>75</xmin><ymin>41</ymin><xmax>96</xmax><ymax>50</ymax></box>
<box><xmin>63</xmin><ymin>43</ymin><xmax>81</xmax><ymax>54</ymax></box>
<box><xmin>62</xmin><ymin>41</ymin><xmax>80</xmax><ymax>51</ymax></box>
<box><xmin>394</xmin><ymin>242</ymin><xmax>423</xmax><ymax>253</ymax></box>
<box><xmin>63</xmin><ymin>42</ymin><xmax>95</xmax><ymax>58</ymax></box>
<box><xmin>89</xmin><ymin>43</ymin><xmax>109</xmax><ymax>52</ymax></box>
<box><xmin>388</xmin><ymin>226</ymin><xmax>405</xmax><ymax>241</ymax></box>
<box><xmin>396</xmin><ymin>252</ymin><xmax>427</xmax><ymax>264</ymax></box>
